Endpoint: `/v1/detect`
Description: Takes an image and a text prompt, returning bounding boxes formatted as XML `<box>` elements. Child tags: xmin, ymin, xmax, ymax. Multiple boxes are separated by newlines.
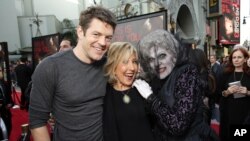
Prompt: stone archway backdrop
<box><xmin>165</xmin><ymin>0</ymin><xmax>200</xmax><ymax>44</ymax></box>
<box><xmin>103</xmin><ymin>0</ymin><xmax>206</xmax><ymax>47</ymax></box>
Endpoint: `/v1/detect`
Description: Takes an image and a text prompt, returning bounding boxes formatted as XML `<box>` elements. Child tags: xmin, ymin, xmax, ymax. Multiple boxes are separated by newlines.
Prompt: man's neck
<box><xmin>73</xmin><ymin>45</ymin><xmax>94</xmax><ymax>64</ymax></box>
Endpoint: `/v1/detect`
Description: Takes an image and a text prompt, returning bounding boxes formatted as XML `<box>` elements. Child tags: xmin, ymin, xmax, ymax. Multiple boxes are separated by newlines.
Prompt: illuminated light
<box><xmin>66</xmin><ymin>0</ymin><xmax>79</xmax><ymax>4</ymax></box>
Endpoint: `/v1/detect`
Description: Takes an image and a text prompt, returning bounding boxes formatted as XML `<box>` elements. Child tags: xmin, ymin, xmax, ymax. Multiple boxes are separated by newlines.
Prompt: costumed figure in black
<box><xmin>133</xmin><ymin>29</ymin><xmax>219</xmax><ymax>141</ymax></box>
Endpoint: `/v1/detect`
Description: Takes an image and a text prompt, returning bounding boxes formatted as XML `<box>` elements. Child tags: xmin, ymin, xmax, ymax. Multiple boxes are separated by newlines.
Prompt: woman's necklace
<box><xmin>234</xmin><ymin>71</ymin><xmax>244</xmax><ymax>82</ymax></box>
<box><xmin>121</xmin><ymin>89</ymin><xmax>131</xmax><ymax>104</ymax></box>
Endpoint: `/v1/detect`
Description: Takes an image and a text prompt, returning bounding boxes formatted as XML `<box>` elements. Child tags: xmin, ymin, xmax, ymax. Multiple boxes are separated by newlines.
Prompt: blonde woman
<box><xmin>103</xmin><ymin>42</ymin><xmax>155</xmax><ymax>141</ymax></box>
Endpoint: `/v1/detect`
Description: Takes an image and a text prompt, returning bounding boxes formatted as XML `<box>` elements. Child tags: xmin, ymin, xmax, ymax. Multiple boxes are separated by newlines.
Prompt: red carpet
<box><xmin>9</xmin><ymin>108</ymin><xmax>29</xmax><ymax>141</ymax></box>
<box><xmin>8</xmin><ymin>90</ymin><xmax>29</xmax><ymax>141</ymax></box>
<box><xmin>8</xmin><ymin>89</ymin><xmax>220</xmax><ymax>140</ymax></box>
<box><xmin>211</xmin><ymin>123</ymin><xmax>220</xmax><ymax>136</ymax></box>
<box><xmin>9</xmin><ymin>90</ymin><xmax>51</xmax><ymax>141</ymax></box>
<box><xmin>11</xmin><ymin>88</ymin><xmax>21</xmax><ymax>106</ymax></box>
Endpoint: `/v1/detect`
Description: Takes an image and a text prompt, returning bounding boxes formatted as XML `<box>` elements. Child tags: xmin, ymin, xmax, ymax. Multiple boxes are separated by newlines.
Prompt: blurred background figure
<box><xmin>189</xmin><ymin>48</ymin><xmax>217</xmax><ymax>125</ymax></box>
<box><xmin>0</xmin><ymin>66</ymin><xmax>12</xmax><ymax>140</ymax></box>
<box><xmin>59</xmin><ymin>31</ymin><xmax>76</xmax><ymax>52</ymax></box>
<box><xmin>209</xmin><ymin>55</ymin><xmax>223</xmax><ymax>120</ymax></box>
<box><xmin>14</xmin><ymin>57</ymin><xmax>32</xmax><ymax>110</ymax></box>
<box><xmin>221</xmin><ymin>56</ymin><xmax>229</xmax><ymax>68</ymax></box>
<box><xmin>48</xmin><ymin>37</ymin><xmax>59</xmax><ymax>54</ymax></box>
<box><xmin>59</xmin><ymin>38</ymin><xmax>73</xmax><ymax>52</ymax></box>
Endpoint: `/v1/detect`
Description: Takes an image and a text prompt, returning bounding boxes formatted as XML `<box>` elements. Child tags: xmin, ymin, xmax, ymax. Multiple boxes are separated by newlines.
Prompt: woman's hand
<box><xmin>237</xmin><ymin>86</ymin><xmax>248</xmax><ymax>95</ymax></box>
<box><xmin>227</xmin><ymin>85</ymin><xmax>240</xmax><ymax>94</ymax></box>
<box><xmin>133</xmin><ymin>79</ymin><xmax>152</xmax><ymax>99</ymax></box>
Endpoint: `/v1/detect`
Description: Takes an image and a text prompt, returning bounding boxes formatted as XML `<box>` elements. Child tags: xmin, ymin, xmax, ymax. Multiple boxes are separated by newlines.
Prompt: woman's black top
<box><xmin>103</xmin><ymin>84</ymin><xmax>155</xmax><ymax>141</ymax></box>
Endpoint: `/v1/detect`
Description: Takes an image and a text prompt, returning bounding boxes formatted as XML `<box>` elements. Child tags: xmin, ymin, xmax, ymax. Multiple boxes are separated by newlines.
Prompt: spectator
<box><xmin>219</xmin><ymin>47</ymin><xmax>250</xmax><ymax>141</ymax></box>
<box><xmin>221</xmin><ymin>56</ymin><xmax>229</xmax><ymax>68</ymax></box>
<box><xmin>59</xmin><ymin>31</ymin><xmax>76</xmax><ymax>52</ymax></box>
<box><xmin>189</xmin><ymin>48</ymin><xmax>217</xmax><ymax>125</ymax></box>
<box><xmin>209</xmin><ymin>55</ymin><xmax>223</xmax><ymax>105</ymax></box>
<box><xmin>210</xmin><ymin>55</ymin><xmax>222</xmax><ymax>81</ymax></box>
<box><xmin>0</xmin><ymin>66</ymin><xmax>12</xmax><ymax>139</ymax></box>
<box><xmin>14</xmin><ymin>57</ymin><xmax>32</xmax><ymax>110</ymax></box>
<box><xmin>59</xmin><ymin>38</ymin><xmax>73</xmax><ymax>52</ymax></box>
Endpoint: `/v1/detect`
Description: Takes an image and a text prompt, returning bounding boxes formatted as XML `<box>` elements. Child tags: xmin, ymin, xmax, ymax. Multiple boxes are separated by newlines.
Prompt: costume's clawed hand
<box><xmin>133</xmin><ymin>79</ymin><xmax>152</xmax><ymax>99</ymax></box>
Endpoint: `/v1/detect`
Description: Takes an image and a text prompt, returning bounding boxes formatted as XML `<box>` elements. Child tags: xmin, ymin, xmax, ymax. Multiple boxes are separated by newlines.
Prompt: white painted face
<box><xmin>148</xmin><ymin>47</ymin><xmax>175</xmax><ymax>79</ymax></box>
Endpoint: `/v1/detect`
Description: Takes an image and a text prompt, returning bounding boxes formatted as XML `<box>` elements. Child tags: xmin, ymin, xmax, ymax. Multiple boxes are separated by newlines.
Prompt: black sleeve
<box><xmin>146</xmin><ymin>65</ymin><xmax>201</xmax><ymax>136</ymax></box>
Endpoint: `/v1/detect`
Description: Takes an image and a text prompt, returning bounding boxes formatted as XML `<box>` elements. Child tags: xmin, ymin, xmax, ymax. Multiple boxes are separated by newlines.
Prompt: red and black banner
<box><xmin>219</xmin><ymin>0</ymin><xmax>240</xmax><ymax>44</ymax></box>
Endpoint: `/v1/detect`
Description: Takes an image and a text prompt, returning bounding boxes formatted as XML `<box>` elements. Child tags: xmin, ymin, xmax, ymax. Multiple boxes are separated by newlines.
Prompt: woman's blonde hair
<box><xmin>104</xmin><ymin>42</ymin><xmax>138</xmax><ymax>85</ymax></box>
